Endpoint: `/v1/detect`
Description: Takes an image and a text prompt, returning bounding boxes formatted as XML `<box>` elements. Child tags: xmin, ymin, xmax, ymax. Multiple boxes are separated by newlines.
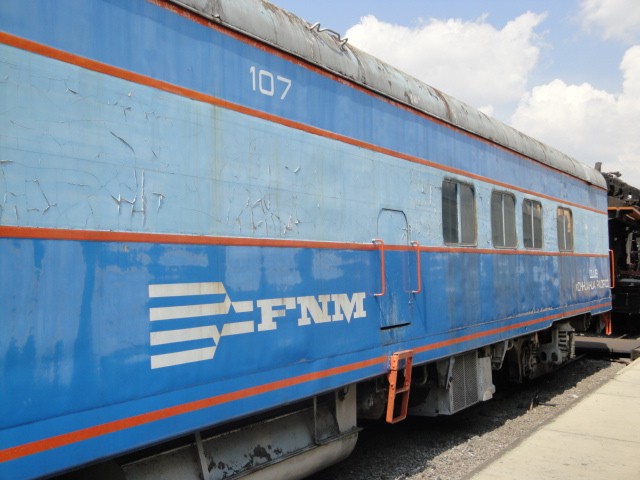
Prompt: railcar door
<box><xmin>375</xmin><ymin>209</ymin><xmax>417</xmax><ymax>330</ymax></box>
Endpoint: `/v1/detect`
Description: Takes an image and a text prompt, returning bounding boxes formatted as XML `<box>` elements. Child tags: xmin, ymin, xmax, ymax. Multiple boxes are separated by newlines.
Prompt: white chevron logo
<box><xmin>148</xmin><ymin>281</ymin><xmax>367</xmax><ymax>369</ymax></box>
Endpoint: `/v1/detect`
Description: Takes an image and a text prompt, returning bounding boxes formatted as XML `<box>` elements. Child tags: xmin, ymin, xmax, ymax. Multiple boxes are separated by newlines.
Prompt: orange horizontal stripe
<box><xmin>0</xmin><ymin>301</ymin><xmax>610</xmax><ymax>463</ymax></box>
<box><xmin>0</xmin><ymin>226</ymin><xmax>373</xmax><ymax>251</ymax></box>
<box><xmin>0</xmin><ymin>31</ymin><xmax>605</xmax><ymax>215</ymax></box>
<box><xmin>0</xmin><ymin>226</ymin><xmax>610</xmax><ymax>258</ymax></box>
<box><xmin>153</xmin><ymin>0</ymin><xmax>607</xmax><ymax>195</ymax></box>
<box><xmin>419</xmin><ymin>245</ymin><xmax>609</xmax><ymax>258</ymax></box>
<box><xmin>414</xmin><ymin>301</ymin><xmax>612</xmax><ymax>355</ymax></box>
<box><xmin>0</xmin><ymin>355</ymin><xmax>386</xmax><ymax>463</ymax></box>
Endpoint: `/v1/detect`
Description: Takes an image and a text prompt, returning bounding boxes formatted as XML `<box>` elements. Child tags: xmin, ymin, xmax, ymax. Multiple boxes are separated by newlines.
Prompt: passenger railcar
<box><xmin>0</xmin><ymin>0</ymin><xmax>611</xmax><ymax>478</ymax></box>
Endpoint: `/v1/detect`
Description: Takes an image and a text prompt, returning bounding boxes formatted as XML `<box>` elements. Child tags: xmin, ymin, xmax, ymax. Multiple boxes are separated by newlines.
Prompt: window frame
<box><xmin>556</xmin><ymin>207</ymin><xmax>574</xmax><ymax>252</ymax></box>
<box><xmin>522</xmin><ymin>199</ymin><xmax>543</xmax><ymax>249</ymax></box>
<box><xmin>442</xmin><ymin>179</ymin><xmax>477</xmax><ymax>246</ymax></box>
<box><xmin>490</xmin><ymin>190</ymin><xmax>517</xmax><ymax>249</ymax></box>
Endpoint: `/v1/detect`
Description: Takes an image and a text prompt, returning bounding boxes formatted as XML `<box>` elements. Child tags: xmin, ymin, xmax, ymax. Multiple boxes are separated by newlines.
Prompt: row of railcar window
<box><xmin>441</xmin><ymin>179</ymin><xmax>574</xmax><ymax>251</ymax></box>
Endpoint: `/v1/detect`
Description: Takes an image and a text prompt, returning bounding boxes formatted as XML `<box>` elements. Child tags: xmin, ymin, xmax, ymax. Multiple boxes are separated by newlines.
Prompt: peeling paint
<box><xmin>152</xmin><ymin>192</ymin><xmax>165</xmax><ymax>212</ymax></box>
<box><xmin>109</xmin><ymin>170</ymin><xmax>150</xmax><ymax>222</ymax></box>
<box><xmin>84</xmin><ymin>203</ymin><xmax>95</xmax><ymax>228</ymax></box>
<box><xmin>110</xmin><ymin>131</ymin><xmax>135</xmax><ymax>154</ymax></box>
<box><xmin>131</xmin><ymin>170</ymin><xmax>146</xmax><ymax>216</ymax></box>
<box><xmin>33</xmin><ymin>179</ymin><xmax>57</xmax><ymax>214</ymax></box>
<box><xmin>231</xmin><ymin>193</ymin><xmax>302</xmax><ymax>237</ymax></box>
<box><xmin>120</xmin><ymin>106</ymin><xmax>132</xmax><ymax>118</ymax></box>
<box><xmin>111</xmin><ymin>193</ymin><xmax>134</xmax><ymax>214</ymax></box>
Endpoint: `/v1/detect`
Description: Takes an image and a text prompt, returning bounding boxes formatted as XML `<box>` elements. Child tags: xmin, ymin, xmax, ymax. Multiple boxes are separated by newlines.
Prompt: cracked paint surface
<box><xmin>0</xmin><ymin>43</ymin><xmax>423</xmax><ymax>244</ymax></box>
<box><xmin>0</xmin><ymin>41</ymin><xmax>609</xmax><ymax>257</ymax></box>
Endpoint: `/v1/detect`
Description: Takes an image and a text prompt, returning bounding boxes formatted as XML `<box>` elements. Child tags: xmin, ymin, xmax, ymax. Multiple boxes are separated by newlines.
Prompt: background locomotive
<box><xmin>0</xmin><ymin>0</ymin><xmax>611</xmax><ymax>478</ymax></box>
<box><xmin>603</xmin><ymin>170</ymin><xmax>640</xmax><ymax>331</ymax></box>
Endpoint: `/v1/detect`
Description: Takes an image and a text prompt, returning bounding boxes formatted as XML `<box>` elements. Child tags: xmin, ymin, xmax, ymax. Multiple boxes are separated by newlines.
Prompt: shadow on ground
<box><xmin>307</xmin><ymin>358</ymin><xmax>616</xmax><ymax>480</ymax></box>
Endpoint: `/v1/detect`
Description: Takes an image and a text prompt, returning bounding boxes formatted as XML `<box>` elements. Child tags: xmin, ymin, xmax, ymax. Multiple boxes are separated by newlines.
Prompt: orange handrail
<box><xmin>372</xmin><ymin>239</ymin><xmax>386</xmax><ymax>297</ymax></box>
<box><xmin>609</xmin><ymin>249</ymin><xmax>615</xmax><ymax>289</ymax></box>
<box><xmin>410</xmin><ymin>241</ymin><xmax>422</xmax><ymax>294</ymax></box>
<box><xmin>604</xmin><ymin>311</ymin><xmax>613</xmax><ymax>336</ymax></box>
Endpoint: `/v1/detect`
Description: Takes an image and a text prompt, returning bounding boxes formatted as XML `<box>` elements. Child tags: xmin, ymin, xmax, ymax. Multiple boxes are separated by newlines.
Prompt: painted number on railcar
<box><xmin>147</xmin><ymin>281</ymin><xmax>366</xmax><ymax>369</ymax></box>
<box><xmin>249</xmin><ymin>66</ymin><xmax>292</xmax><ymax>100</ymax></box>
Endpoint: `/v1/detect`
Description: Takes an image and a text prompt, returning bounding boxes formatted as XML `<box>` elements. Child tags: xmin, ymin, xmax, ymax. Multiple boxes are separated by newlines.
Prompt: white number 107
<box><xmin>250</xmin><ymin>66</ymin><xmax>292</xmax><ymax>100</ymax></box>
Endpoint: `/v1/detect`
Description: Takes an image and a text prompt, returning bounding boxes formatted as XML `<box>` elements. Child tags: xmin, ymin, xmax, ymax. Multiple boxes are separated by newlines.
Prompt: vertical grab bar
<box><xmin>609</xmin><ymin>249</ymin><xmax>616</xmax><ymax>289</ymax></box>
<box><xmin>372</xmin><ymin>239</ymin><xmax>386</xmax><ymax>297</ymax></box>
<box><xmin>410</xmin><ymin>241</ymin><xmax>422</xmax><ymax>294</ymax></box>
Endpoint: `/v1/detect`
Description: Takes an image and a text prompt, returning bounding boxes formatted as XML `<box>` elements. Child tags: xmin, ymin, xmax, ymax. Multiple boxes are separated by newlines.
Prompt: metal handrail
<box><xmin>372</xmin><ymin>239</ymin><xmax>386</xmax><ymax>297</ymax></box>
<box><xmin>609</xmin><ymin>249</ymin><xmax>616</xmax><ymax>289</ymax></box>
<box><xmin>410</xmin><ymin>241</ymin><xmax>422</xmax><ymax>294</ymax></box>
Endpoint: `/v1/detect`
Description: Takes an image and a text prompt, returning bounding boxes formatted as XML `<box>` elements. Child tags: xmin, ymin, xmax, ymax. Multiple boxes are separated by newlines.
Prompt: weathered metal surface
<box><xmin>0</xmin><ymin>1</ymin><xmax>612</xmax><ymax>478</ymax></box>
<box><xmin>123</xmin><ymin>389</ymin><xmax>358</xmax><ymax>480</ymax></box>
<box><xmin>171</xmin><ymin>0</ymin><xmax>605</xmax><ymax>188</ymax></box>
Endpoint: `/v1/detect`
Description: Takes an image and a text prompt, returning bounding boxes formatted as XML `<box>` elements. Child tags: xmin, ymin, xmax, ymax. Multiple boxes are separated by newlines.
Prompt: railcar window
<box><xmin>442</xmin><ymin>180</ymin><xmax>476</xmax><ymax>245</ymax></box>
<box><xmin>557</xmin><ymin>207</ymin><xmax>574</xmax><ymax>251</ymax></box>
<box><xmin>490</xmin><ymin>191</ymin><xmax>517</xmax><ymax>248</ymax></box>
<box><xmin>523</xmin><ymin>199</ymin><xmax>543</xmax><ymax>249</ymax></box>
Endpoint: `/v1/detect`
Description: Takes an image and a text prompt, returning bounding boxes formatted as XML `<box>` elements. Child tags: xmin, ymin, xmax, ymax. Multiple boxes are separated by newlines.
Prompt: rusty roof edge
<box><xmin>169</xmin><ymin>0</ymin><xmax>607</xmax><ymax>189</ymax></box>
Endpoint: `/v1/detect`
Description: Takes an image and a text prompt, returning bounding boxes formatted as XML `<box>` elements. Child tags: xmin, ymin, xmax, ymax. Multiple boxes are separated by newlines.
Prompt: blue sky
<box><xmin>270</xmin><ymin>0</ymin><xmax>640</xmax><ymax>188</ymax></box>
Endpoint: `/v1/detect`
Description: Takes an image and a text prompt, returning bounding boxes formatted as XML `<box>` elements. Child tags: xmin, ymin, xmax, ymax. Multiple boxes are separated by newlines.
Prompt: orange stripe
<box><xmin>414</xmin><ymin>302</ymin><xmax>612</xmax><ymax>355</ymax></box>
<box><xmin>0</xmin><ymin>355</ymin><xmax>386</xmax><ymax>463</ymax></box>
<box><xmin>151</xmin><ymin>0</ymin><xmax>608</xmax><ymax>195</ymax></box>
<box><xmin>0</xmin><ymin>13</ymin><xmax>612</xmax><ymax>466</ymax></box>
<box><xmin>0</xmin><ymin>31</ymin><xmax>606</xmax><ymax>215</ymax></box>
<box><xmin>419</xmin><ymin>245</ymin><xmax>609</xmax><ymax>258</ymax></box>
<box><xmin>0</xmin><ymin>301</ymin><xmax>610</xmax><ymax>463</ymax></box>
<box><xmin>0</xmin><ymin>226</ymin><xmax>610</xmax><ymax>259</ymax></box>
<box><xmin>0</xmin><ymin>225</ymin><xmax>373</xmax><ymax>251</ymax></box>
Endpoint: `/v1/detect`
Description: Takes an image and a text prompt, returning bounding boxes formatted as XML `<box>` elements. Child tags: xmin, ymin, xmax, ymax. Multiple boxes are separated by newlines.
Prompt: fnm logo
<box><xmin>148</xmin><ymin>282</ymin><xmax>367</xmax><ymax>369</ymax></box>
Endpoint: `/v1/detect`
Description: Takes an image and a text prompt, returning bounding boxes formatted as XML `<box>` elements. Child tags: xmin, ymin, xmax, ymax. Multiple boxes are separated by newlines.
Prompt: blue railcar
<box><xmin>0</xmin><ymin>0</ymin><xmax>611</xmax><ymax>478</ymax></box>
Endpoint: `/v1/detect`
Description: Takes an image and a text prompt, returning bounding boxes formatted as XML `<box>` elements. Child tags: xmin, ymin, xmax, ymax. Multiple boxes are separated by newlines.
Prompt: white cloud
<box><xmin>511</xmin><ymin>45</ymin><xmax>640</xmax><ymax>188</ymax></box>
<box><xmin>343</xmin><ymin>8</ymin><xmax>640</xmax><ymax>188</ymax></box>
<box><xmin>579</xmin><ymin>0</ymin><xmax>640</xmax><ymax>42</ymax></box>
<box><xmin>345</xmin><ymin>12</ymin><xmax>546</xmax><ymax>116</ymax></box>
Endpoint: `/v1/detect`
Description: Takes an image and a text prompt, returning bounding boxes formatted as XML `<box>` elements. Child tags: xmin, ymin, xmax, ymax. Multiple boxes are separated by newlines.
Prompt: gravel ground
<box><xmin>307</xmin><ymin>357</ymin><xmax>627</xmax><ymax>480</ymax></box>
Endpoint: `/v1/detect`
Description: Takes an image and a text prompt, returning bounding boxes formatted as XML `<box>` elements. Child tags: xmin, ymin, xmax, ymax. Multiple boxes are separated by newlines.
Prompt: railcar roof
<box><xmin>171</xmin><ymin>0</ymin><xmax>606</xmax><ymax>189</ymax></box>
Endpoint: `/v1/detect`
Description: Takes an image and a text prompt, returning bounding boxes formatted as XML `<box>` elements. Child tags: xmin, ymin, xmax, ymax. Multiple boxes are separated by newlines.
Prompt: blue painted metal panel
<box><xmin>0</xmin><ymin>237</ymin><xmax>612</xmax><ymax>474</ymax></box>
<box><xmin>0</xmin><ymin>0</ymin><xmax>612</xmax><ymax>478</ymax></box>
<box><xmin>0</xmin><ymin>0</ymin><xmax>606</xmax><ymax>211</ymax></box>
<box><xmin>0</xmin><ymin>44</ymin><xmax>609</xmax><ymax>254</ymax></box>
